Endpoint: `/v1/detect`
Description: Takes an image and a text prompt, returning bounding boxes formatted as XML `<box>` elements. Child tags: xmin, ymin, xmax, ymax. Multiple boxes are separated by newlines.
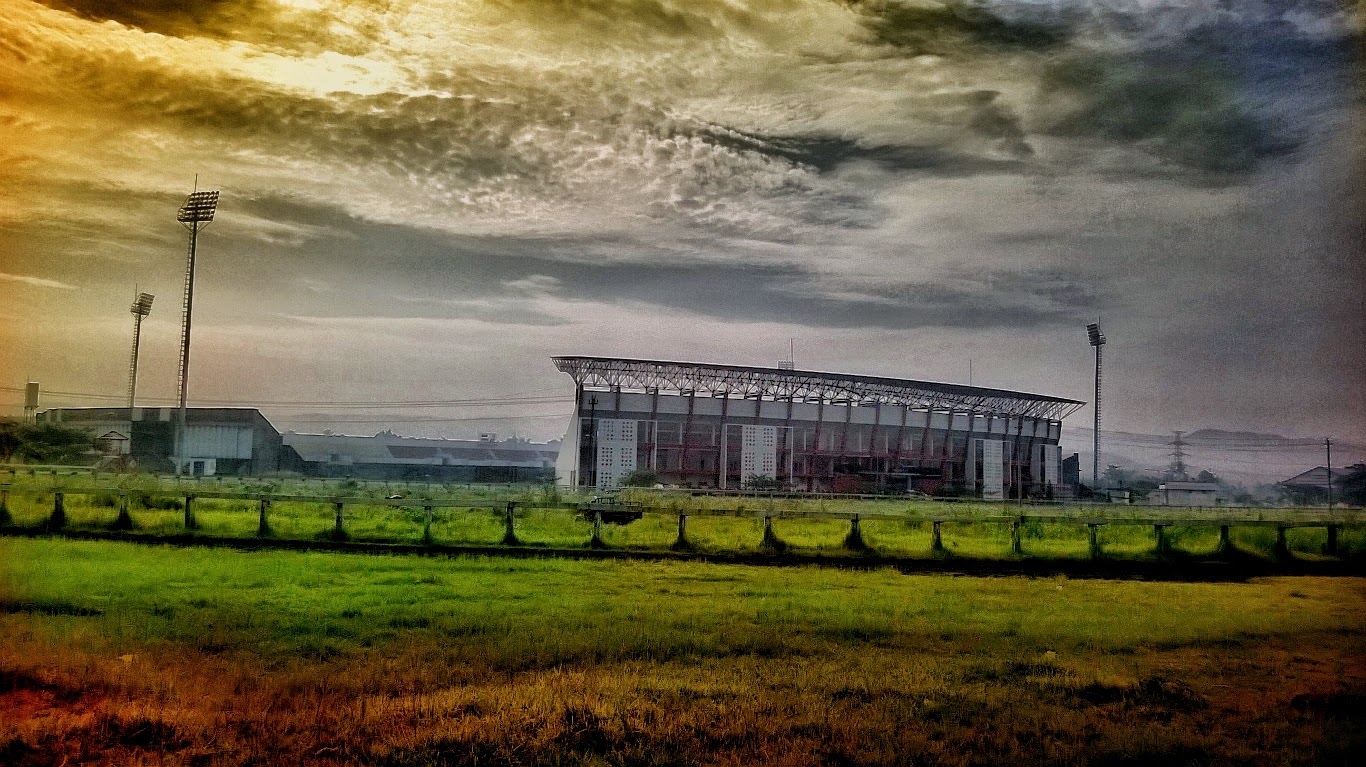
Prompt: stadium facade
<box><xmin>553</xmin><ymin>357</ymin><xmax>1085</xmax><ymax>498</ymax></box>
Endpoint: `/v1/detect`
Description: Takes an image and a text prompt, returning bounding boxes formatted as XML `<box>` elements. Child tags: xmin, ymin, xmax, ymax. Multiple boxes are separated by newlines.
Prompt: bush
<box><xmin>743</xmin><ymin>475</ymin><xmax>784</xmax><ymax>491</ymax></box>
<box><xmin>618</xmin><ymin>469</ymin><xmax>661</xmax><ymax>488</ymax></box>
<box><xmin>135</xmin><ymin>494</ymin><xmax>183</xmax><ymax>511</ymax></box>
<box><xmin>0</xmin><ymin>420</ymin><xmax>97</xmax><ymax>464</ymax></box>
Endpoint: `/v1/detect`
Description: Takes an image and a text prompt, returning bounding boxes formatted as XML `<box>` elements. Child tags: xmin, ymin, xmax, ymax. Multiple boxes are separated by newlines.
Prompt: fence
<box><xmin>2</xmin><ymin>483</ymin><xmax>1362</xmax><ymax>559</ymax></box>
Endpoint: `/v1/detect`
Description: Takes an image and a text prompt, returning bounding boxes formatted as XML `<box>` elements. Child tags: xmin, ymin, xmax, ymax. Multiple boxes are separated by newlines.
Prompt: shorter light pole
<box><xmin>127</xmin><ymin>292</ymin><xmax>154</xmax><ymax>413</ymax></box>
<box><xmin>1086</xmin><ymin>322</ymin><xmax>1106</xmax><ymax>491</ymax></box>
<box><xmin>1325</xmin><ymin>437</ymin><xmax>1333</xmax><ymax>510</ymax></box>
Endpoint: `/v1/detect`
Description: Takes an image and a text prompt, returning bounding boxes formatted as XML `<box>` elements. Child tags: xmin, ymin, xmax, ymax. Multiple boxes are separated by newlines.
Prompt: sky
<box><xmin>0</xmin><ymin>0</ymin><xmax>1362</xmax><ymax>452</ymax></box>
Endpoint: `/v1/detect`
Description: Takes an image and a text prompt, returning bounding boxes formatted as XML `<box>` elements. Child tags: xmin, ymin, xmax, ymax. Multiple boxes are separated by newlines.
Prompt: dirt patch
<box><xmin>0</xmin><ymin>599</ymin><xmax>102</xmax><ymax>617</ymax></box>
<box><xmin>1291</xmin><ymin>692</ymin><xmax>1366</xmax><ymax>719</ymax></box>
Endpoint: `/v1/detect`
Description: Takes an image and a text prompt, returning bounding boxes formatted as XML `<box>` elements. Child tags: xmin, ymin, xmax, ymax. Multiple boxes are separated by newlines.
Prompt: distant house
<box><xmin>1105</xmin><ymin>488</ymin><xmax>1132</xmax><ymax>505</ymax></box>
<box><xmin>1280</xmin><ymin>465</ymin><xmax>1362</xmax><ymax>505</ymax></box>
<box><xmin>1146</xmin><ymin>481</ymin><xmax>1219</xmax><ymax>507</ymax></box>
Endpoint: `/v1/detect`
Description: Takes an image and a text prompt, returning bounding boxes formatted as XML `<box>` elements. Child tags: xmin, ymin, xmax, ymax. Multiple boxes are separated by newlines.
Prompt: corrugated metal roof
<box><xmin>552</xmin><ymin>356</ymin><xmax>1084</xmax><ymax>420</ymax></box>
<box><xmin>283</xmin><ymin>432</ymin><xmax>558</xmax><ymax>468</ymax></box>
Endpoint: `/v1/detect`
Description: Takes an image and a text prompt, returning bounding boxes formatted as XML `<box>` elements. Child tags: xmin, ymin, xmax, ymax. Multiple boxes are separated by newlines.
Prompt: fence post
<box><xmin>1325</xmin><ymin>525</ymin><xmax>1338</xmax><ymax>556</ymax></box>
<box><xmin>502</xmin><ymin>502</ymin><xmax>519</xmax><ymax>545</ymax></box>
<box><xmin>112</xmin><ymin>492</ymin><xmax>133</xmax><ymax>530</ymax></box>
<box><xmin>761</xmin><ymin>514</ymin><xmax>785</xmax><ymax>551</ymax></box>
<box><xmin>1217</xmin><ymin>525</ymin><xmax>1231</xmax><ymax>554</ymax></box>
<box><xmin>1274</xmin><ymin>526</ymin><xmax>1290</xmax><ymax>559</ymax></box>
<box><xmin>422</xmin><ymin>504</ymin><xmax>433</xmax><ymax>545</ymax></box>
<box><xmin>183</xmin><ymin>495</ymin><xmax>197</xmax><ymax>530</ymax></box>
<box><xmin>931</xmin><ymin>520</ymin><xmax>944</xmax><ymax>553</ymax></box>
<box><xmin>1010</xmin><ymin>519</ymin><xmax>1022</xmax><ymax>555</ymax></box>
<box><xmin>590</xmin><ymin>510</ymin><xmax>605</xmax><ymax>548</ymax></box>
<box><xmin>672</xmin><ymin>513</ymin><xmax>689</xmax><ymax>551</ymax></box>
<box><xmin>257</xmin><ymin>497</ymin><xmax>271</xmax><ymax>537</ymax></box>
<box><xmin>1088</xmin><ymin>523</ymin><xmax>1101</xmax><ymax>559</ymax></box>
<box><xmin>0</xmin><ymin>483</ymin><xmax>10</xmax><ymax>525</ymax></box>
<box><xmin>332</xmin><ymin>501</ymin><xmax>347</xmax><ymax>541</ymax></box>
<box><xmin>1153</xmin><ymin>524</ymin><xmax>1169</xmax><ymax>556</ymax></box>
<box><xmin>843</xmin><ymin>513</ymin><xmax>867</xmax><ymax>551</ymax></box>
<box><xmin>49</xmin><ymin>491</ymin><xmax>66</xmax><ymax>529</ymax></box>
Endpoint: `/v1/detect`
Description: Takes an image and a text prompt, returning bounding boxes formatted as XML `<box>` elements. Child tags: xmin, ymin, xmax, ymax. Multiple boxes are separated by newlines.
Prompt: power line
<box><xmin>0</xmin><ymin>384</ymin><xmax>570</xmax><ymax>409</ymax></box>
<box><xmin>274</xmin><ymin>412</ymin><xmax>572</xmax><ymax>425</ymax></box>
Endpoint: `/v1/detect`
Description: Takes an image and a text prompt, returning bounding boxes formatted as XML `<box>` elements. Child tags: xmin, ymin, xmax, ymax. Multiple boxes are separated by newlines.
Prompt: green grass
<box><xmin>2</xmin><ymin>538</ymin><xmax>1363</xmax><ymax>766</ymax></box>
<box><xmin>1</xmin><ymin>538</ymin><xmax>1361</xmax><ymax>667</ymax></box>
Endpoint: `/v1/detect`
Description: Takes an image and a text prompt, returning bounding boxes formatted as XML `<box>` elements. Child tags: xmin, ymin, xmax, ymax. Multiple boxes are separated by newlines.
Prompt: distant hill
<box><xmin>1184</xmin><ymin>429</ymin><xmax>1288</xmax><ymax>442</ymax></box>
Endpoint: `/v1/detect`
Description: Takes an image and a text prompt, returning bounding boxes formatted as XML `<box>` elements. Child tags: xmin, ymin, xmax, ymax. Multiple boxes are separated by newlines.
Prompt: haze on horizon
<box><xmin>1</xmin><ymin>0</ymin><xmax>1362</xmax><ymax>450</ymax></box>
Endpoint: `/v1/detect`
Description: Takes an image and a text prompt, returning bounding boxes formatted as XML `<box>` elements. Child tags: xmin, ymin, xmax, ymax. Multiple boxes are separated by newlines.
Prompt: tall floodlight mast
<box><xmin>174</xmin><ymin>189</ymin><xmax>219</xmax><ymax>476</ymax></box>
<box><xmin>1086</xmin><ymin>322</ymin><xmax>1106</xmax><ymax>491</ymax></box>
<box><xmin>127</xmin><ymin>292</ymin><xmax>154</xmax><ymax>413</ymax></box>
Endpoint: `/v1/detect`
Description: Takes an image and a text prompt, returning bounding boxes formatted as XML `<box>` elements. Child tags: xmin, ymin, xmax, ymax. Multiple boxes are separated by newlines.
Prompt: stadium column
<box><xmin>962</xmin><ymin>412</ymin><xmax>977</xmax><ymax>497</ymax></box>
<box><xmin>647</xmin><ymin>387</ymin><xmax>660</xmax><ymax>471</ymax></box>
<box><xmin>1025</xmin><ymin>416</ymin><xmax>1043</xmax><ymax>499</ymax></box>
<box><xmin>869</xmin><ymin>402</ymin><xmax>883</xmax><ymax>480</ymax></box>
<box><xmin>1014</xmin><ymin>415</ymin><xmax>1027</xmax><ymax>499</ymax></box>
<box><xmin>783</xmin><ymin>394</ymin><xmax>795</xmax><ymax>487</ymax></box>
<box><xmin>812</xmin><ymin>398</ymin><xmax>824</xmax><ymax>492</ymax></box>
<box><xmin>918</xmin><ymin>409</ymin><xmax>933</xmax><ymax>470</ymax></box>
<box><xmin>889</xmin><ymin>404</ymin><xmax>907</xmax><ymax>481</ymax></box>
<box><xmin>940</xmin><ymin>410</ymin><xmax>956</xmax><ymax>485</ymax></box>
<box><xmin>679</xmin><ymin>390</ymin><xmax>696</xmax><ymax>486</ymax></box>
<box><xmin>719</xmin><ymin>391</ymin><xmax>729</xmax><ymax>489</ymax></box>
<box><xmin>838</xmin><ymin>400</ymin><xmax>852</xmax><ymax>455</ymax></box>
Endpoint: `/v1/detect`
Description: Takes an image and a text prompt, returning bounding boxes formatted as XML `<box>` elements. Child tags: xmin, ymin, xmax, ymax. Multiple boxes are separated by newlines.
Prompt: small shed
<box><xmin>1148</xmin><ymin>482</ymin><xmax>1219</xmax><ymax>507</ymax></box>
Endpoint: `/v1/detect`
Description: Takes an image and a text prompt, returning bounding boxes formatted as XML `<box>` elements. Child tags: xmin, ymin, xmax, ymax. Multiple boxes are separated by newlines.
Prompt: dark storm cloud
<box><xmin>34</xmin><ymin>0</ymin><xmax>387</xmax><ymax>55</ymax></box>
<box><xmin>1041</xmin><ymin>53</ymin><xmax>1288</xmax><ymax>176</ymax></box>
<box><xmin>701</xmin><ymin>91</ymin><xmax>1033</xmax><ymax>177</ymax></box>
<box><xmin>851</xmin><ymin>0</ymin><xmax>1076</xmax><ymax>54</ymax></box>
<box><xmin>215</xmin><ymin>194</ymin><xmax>1097</xmax><ymax>331</ymax></box>
<box><xmin>1035</xmin><ymin>2</ymin><xmax>1356</xmax><ymax>179</ymax></box>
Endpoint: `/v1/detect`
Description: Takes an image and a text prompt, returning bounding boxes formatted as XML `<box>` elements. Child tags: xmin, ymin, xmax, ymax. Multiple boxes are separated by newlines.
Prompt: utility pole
<box><xmin>1325</xmin><ymin>437</ymin><xmax>1333</xmax><ymax>510</ymax></box>
<box><xmin>1168</xmin><ymin>431</ymin><xmax>1188</xmax><ymax>480</ymax></box>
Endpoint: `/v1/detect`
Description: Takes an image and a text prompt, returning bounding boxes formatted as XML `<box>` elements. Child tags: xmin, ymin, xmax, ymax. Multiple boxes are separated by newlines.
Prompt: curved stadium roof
<box><xmin>552</xmin><ymin>356</ymin><xmax>1084</xmax><ymax>421</ymax></box>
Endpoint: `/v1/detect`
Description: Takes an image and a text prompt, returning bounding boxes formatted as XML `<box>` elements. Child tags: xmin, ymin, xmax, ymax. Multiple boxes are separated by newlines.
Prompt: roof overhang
<box><xmin>552</xmin><ymin>356</ymin><xmax>1084</xmax><ymax>420</ymax></box>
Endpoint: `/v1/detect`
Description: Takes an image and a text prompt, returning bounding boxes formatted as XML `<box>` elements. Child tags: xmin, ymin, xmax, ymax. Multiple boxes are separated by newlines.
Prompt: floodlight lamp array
<box><xmin>130</xmin><ymin>293</ymin><xmax>154</xmax><ymax>316</ymax></box>
<box><xmin>1086</xmin><ymin>323</ymin><xmax>1106</xmax><ymax>347</ymax></box>
<box><xmin>177</xmin><ymin>190</ymin><xmax>220</xmax><ymax>223</ymax></box>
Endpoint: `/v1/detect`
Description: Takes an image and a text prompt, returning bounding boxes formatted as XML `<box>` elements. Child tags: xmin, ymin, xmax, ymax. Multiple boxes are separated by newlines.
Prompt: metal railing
<box><xmin>2</xmin><ymin>483</ymin><xmax>1361</xmax><ymax>559</ymax></box>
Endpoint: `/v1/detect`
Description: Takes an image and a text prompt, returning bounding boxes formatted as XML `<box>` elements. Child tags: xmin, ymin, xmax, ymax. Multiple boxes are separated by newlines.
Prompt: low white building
<box><xmin>1147</xmin><ymin>481</ymin><xmax>1220</xmax><ymax>507</ymax></box>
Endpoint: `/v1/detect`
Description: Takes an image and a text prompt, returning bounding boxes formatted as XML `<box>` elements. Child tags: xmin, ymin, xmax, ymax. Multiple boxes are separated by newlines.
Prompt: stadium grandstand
<box><xmin>552</xmin><ymin>357</ymin><xmax>1085</xmax><ymax>498</ymax></box>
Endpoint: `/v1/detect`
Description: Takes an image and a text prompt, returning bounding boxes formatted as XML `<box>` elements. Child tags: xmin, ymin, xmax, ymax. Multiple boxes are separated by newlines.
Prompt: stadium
<box><xmin>553</xmin><ymin>357</ymin><xmax>1085</xmax><ymax>497</ymax></box>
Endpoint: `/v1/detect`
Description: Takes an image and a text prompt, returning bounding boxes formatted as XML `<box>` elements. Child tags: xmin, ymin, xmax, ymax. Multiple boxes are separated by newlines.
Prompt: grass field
<box><xmin>2</xmin><ymin>537</ymin><xmax>1363</xmax><ymax>766</ymax></box>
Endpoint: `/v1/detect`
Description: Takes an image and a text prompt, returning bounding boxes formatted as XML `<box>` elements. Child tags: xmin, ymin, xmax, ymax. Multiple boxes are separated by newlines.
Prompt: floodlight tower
<box><xmin>174</xmin><ymin>189</ymin><xmax>219</xmax><ymax>476</ymax></box>
<box><xmin>1086</xmin><ymin>322</ymin><xmax>1106</xmax><ymax>490</ymax></box>
<box><xmin>127</xmin><ymin>292</ymin><xmax>154</xmax><ymax>413</ymax></box>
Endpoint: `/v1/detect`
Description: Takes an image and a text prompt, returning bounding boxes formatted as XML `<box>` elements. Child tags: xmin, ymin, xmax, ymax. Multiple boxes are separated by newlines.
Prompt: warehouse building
<box><xmin>38</xmin><ymin>409</ymin><xmax>558</xmax><ymax>481</ymax></box>
<box><xmin>281</xmin><ymin>431</ymin><xmax>558</xmax><ymax>482</ymax></box>
<box><xmin>552</xmin><ymin>357</ymin><xmax>1084</xmax><ymax>497</ymax></box>
<box><xmin>1145</xmin><ymin>481</ymin><xmax>1220</xmax><ymax>507</ymax></box>
<box><xmin>39</xmin><ymin>407</ymin><xmax>284</xmax><ymax>476</ymax></box>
